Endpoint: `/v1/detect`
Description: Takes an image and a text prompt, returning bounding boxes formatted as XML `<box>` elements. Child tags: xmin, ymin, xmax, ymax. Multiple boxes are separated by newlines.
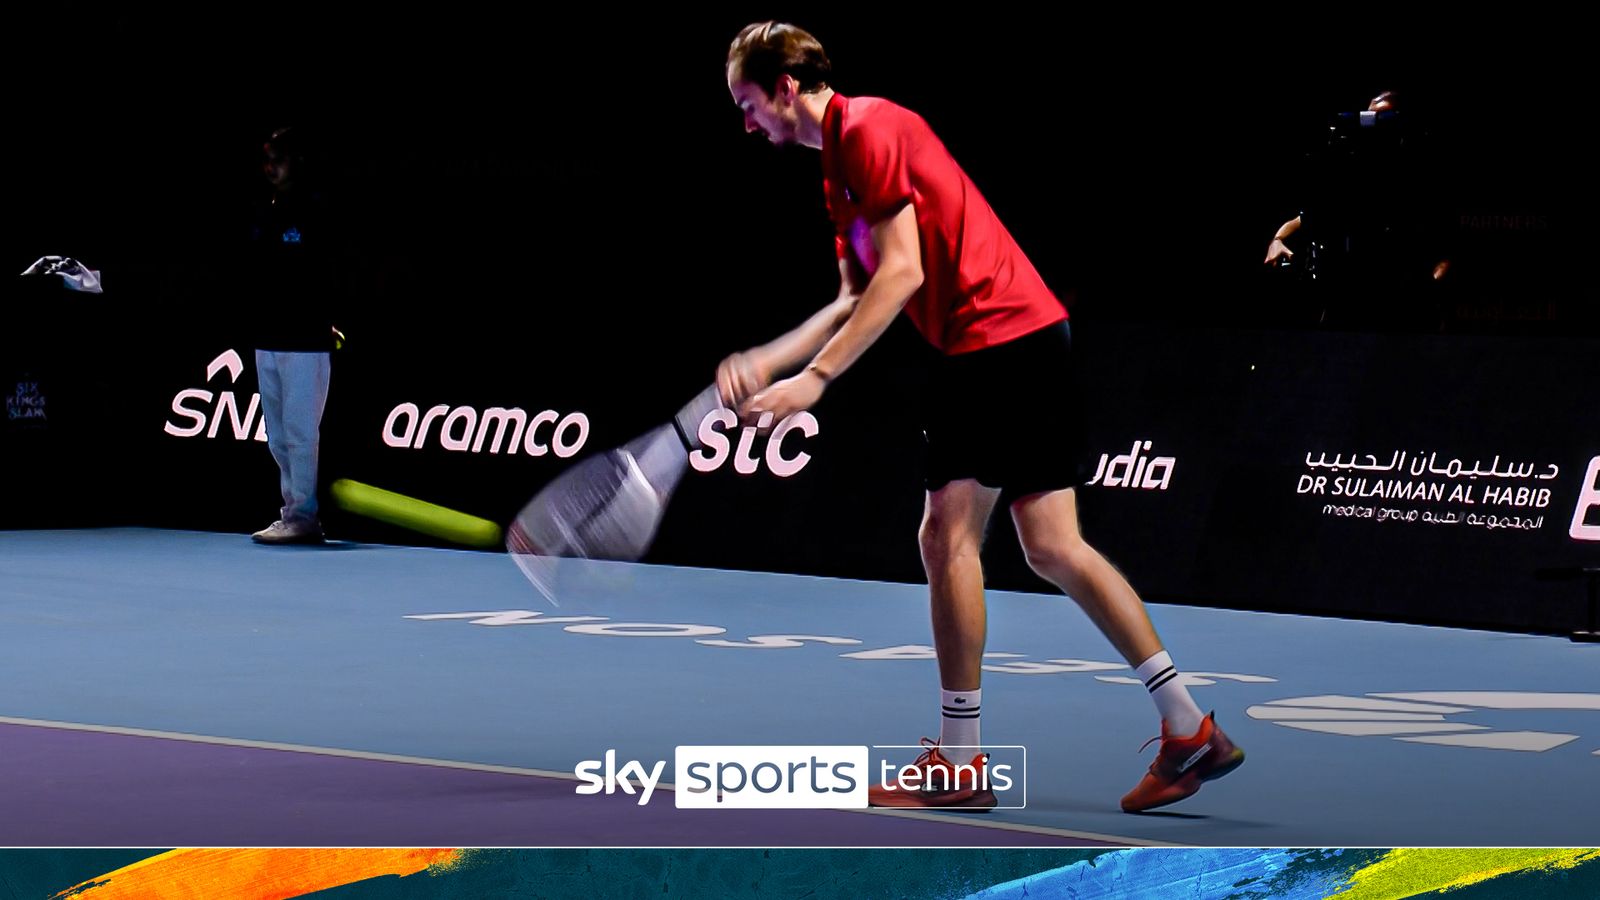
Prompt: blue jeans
<box><xmin>255</xmin><ymin>350</ymin><xmax>331</xmax><ymax>524</ymax></box>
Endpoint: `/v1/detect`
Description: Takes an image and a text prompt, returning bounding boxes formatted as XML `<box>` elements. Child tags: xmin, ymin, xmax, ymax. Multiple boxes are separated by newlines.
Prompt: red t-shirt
<box><xmin>821</xmin><ymin>93</ymin><xmax>1066</xmax><ymax>355</ymax></box>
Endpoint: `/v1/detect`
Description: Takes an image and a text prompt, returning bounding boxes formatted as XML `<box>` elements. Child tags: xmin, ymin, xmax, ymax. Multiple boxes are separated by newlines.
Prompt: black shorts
<box><xmin>921</xmin><ymin>320</ymin><xmax>1089</xmax><ymax>497</ymax></box>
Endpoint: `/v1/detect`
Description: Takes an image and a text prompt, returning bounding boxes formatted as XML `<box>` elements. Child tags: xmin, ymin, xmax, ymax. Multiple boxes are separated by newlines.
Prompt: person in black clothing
<box><xmin>1263</xmin><ymin>91</ymin><xmax>1452</xmax><ymax>330</ymax></box>
<box><xmin>248</xmin><ymin>126</ymin><xmax>340</xmax><ymax>544</ymax></box>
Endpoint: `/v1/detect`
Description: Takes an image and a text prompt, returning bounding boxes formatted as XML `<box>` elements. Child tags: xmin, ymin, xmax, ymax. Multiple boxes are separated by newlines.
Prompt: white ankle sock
<box><xmin>1135</xmin><ymin>651</ymin><xmax>1205</xmax><ymax>736</ymax></box>
<box><xmin>939</xmin><ymin>688</ymin><xmax>982</xmax><ymax>753</ymax></box>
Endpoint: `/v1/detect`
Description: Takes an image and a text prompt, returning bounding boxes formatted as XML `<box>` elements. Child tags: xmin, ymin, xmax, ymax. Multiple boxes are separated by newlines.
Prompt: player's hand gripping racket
<box><xmin>506</xmin><ymin>385</ymin><xmax>724</xmax><ymax>604</ymax></box>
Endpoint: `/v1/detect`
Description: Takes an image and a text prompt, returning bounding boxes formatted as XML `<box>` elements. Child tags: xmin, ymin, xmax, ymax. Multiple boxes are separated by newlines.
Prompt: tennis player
<box><xmin>718</xmin><ymin>22</ymin><xmax>1244</xmax><ymax>812</ymax></box>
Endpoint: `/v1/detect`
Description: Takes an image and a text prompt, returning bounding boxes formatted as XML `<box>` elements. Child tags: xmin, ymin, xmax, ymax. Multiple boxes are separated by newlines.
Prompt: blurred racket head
<box><xmin>506</xmin><ymin>424</ymin><xmax>690</xmax><ymax>605</ymax></box>
<box><xmin>505</xmin><ymin>386</ymin><xmax>723</xmax><ymax>605</ymax></box>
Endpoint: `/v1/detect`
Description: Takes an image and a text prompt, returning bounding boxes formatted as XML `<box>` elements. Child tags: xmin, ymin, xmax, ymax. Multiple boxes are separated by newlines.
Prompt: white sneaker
<box><xmin>252</xmin><ymin>519</ymin><xmax>323</xmax><ymax>544</ymax></box>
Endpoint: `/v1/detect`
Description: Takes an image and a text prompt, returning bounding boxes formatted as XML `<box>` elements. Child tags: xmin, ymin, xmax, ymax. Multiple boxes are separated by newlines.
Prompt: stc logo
<box><xmin>385</xmin><ymin>404</ymin><xmax>589</xmax><ymax>458</ymax></box>
<box><xmin>1088</xmin><ymin>440</ymin><xmax>1175</xmax><ymax>491</ymax></box>
<box><xmin>689</xmin><ymin>410</ymin><xmax>818</xmax><ymax>478</ymax></box>
<box><xmin>164</xmin><ymin>350</ymin><xmax>267</xmax><ymax>441</ymax></box>
<box><xmin>1572</xmin><ymin>456</ymin><xmax>1600</xmax><ymax>542</ymax></box>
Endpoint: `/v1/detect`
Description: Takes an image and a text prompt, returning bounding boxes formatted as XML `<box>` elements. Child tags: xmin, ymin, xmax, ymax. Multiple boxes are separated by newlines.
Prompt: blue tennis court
<box><xmin>2</xmin><ymin>528</ymin><xmax>1595</xmax><ymax>846</ymax></box>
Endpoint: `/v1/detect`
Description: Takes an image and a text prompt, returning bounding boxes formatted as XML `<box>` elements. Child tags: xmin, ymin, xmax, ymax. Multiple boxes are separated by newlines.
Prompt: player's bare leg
<box><xmin>868</xmin><ymin>478</ymin><xmax>1000</xmax><ymax>809</ymax></box>
<box><xmin>1011</xmin><ymin>487</ymin><xmax>1245</xmax><ymax>812</ymax></box>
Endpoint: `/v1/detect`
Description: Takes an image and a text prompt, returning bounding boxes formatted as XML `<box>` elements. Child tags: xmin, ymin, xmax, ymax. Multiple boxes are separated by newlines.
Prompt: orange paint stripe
<box><xmin>53</xmin><ymin>848</ymin><xmax>461</xmax><ymax>900</ymax></box>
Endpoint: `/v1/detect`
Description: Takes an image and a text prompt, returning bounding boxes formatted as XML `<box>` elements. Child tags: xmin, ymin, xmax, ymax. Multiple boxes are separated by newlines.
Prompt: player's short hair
<box><xmin>727</xmin><ymin>21</ymin><xmax>832</xmax><ymax>95</ymax></box>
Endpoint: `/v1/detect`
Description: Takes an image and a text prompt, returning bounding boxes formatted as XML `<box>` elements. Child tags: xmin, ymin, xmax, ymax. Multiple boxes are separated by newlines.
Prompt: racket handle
<box><xmin>672</xmin><ymin>383</ymin><xmax>726</xmax><ymax>452</ymax></box>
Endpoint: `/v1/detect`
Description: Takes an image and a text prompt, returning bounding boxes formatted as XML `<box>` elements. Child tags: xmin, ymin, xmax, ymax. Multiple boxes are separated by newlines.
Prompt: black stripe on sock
<box><xmin>941</xmin><ymin>711</ymin><xmax>981</xmax><ymax>719</ymax></box>
<box><xmin>1146</xmin><ymin>670</ymin><xmax>1180</xmax><ymax>693</ymax></box>
<box><xmin>942</xmin><ymin>705</ymin><xmax>981</xmax><ymax>714</ymax></box>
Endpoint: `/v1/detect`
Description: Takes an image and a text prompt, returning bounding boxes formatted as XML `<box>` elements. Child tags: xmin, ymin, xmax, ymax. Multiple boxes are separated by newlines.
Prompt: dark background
<box><xmin>4</xmin><ymin>9</ymin><xmax>1593</xmax><ymax>633</ymax></box>
<box><xmin>7</xmin><ymin>8</ymin><xmax>1585</xmax><ymax>339</ymax></box>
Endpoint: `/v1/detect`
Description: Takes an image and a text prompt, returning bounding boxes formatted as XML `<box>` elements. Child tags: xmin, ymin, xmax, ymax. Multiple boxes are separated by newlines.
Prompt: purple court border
<box><xmin>0</xmin><ymin>722</ymin><xmax>1130</xmax><ymax>847</ymax></box>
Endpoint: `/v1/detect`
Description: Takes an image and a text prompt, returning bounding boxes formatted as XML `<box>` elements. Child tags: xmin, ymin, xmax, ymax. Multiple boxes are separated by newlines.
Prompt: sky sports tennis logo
<box><xmin>574</xmin><ymin>745</ymin><xmax>1024</xmax><ymax>809</ymax></box>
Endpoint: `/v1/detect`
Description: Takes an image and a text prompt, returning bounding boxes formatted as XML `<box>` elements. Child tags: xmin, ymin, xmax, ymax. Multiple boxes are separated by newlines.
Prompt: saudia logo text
<box><xmin>1088</xmin><ymin>440</ymin><xmax>1175</xmax><ymax>491</ymax></box>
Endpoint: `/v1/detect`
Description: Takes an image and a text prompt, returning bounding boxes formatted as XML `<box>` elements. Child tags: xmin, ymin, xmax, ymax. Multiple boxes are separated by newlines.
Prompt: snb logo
<box><xmin>1571</xmin><ymin>456</ymin><xmax>1600</xmax><ymax>542</ymax></box>
<box><xmin>1088</xmin><ymin>440</ymin><xmax>1176</xmax><ymax>491</ymax></box>
<box><xmin>164</xmin><ymin>350</ymin><xmax>268</xmax><ymax>441</ymax></box>
<box><xmin>690</xmin><ymin>410</ymin><xmax>818</xmax><ymax>478</ymax></box>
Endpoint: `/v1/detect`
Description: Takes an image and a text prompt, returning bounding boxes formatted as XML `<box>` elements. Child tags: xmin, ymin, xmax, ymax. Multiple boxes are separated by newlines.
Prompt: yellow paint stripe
<box><xmin>1333</xmin><ymin>848</ymin><xmax>1599</xmax><ymax>899</ymax></box>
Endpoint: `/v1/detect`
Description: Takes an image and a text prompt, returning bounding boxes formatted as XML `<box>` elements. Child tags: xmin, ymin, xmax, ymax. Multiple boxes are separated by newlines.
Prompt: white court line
<box><xmin>0</xmin><ymin>716</ymin><xmax>1169</xmax><ymax>847</ymax></box>
<box><xmin>0</xmin><ymin>714</ymin><xmax>576</xmax><ymax>779</ymax></box>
